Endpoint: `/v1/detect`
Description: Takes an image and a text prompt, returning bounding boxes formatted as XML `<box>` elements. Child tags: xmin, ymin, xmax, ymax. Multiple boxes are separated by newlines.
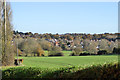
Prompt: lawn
<box><xmin>18</xmin><ymin>55</ymin><xmax>118</xmax><ymax>69</ymax></box>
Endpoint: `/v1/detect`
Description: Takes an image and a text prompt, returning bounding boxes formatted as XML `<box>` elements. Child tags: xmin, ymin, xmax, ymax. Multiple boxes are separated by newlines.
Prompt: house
<box><xmin>54</xmin><ymin>41</ymin><xmax>59</xmax><ymax>46</ymax></box>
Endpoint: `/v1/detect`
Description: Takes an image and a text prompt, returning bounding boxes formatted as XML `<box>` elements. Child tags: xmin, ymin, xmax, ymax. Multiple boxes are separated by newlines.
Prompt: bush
<box><xmin>113</xmin><ymin>47</ymin><xmax>120</xmax><ymax>54</ymax></box>
<box><xmin>48</xmin><ymin>46</ymin><xmax>63</xmax><ymax>56</ymax></box>
<box><xmin>48</xmin><ymin>51</ymin><xmax>64</xmax><ymax>56</ymax></box>
<box><xmin>69</xmin><ymin>53</ymin><xmax>75</xmax><ymax>56</ymax></box>
<box><xmin>97</xmin><ymin>50</ymin><xmax>107</xmax><ymax>55</ymax></box>
<box><xmin>2</xmin><ymin>63</ymin><xmax>119</xmax><ymax>79</ymax></box>
<box><xmin>52</xmin><ymin>46</ymin><xmax>62</xmax><ymax>51</ymax></box>
<box><xmin>79</xmin><ymin>53</ymin><xmax>90</xmax><ymax>56</ymax></box>
<box><xmin>70</xmin><ymin>52</ymin><xmax>96</xmax><ymax>56</ymax></box>
<box><xmin>69</xmin><ymin>53</ymin><xmax>79</xmax><ymax>56</ymax></box>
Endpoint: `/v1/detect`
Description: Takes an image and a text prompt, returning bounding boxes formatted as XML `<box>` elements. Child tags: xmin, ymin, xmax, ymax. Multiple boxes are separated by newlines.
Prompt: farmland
<box><xmin>12</xmin><ymin>51</ymin><xmax>118</xmax><ymax>68</ymax></box>
<box><xmin>20</xmin><ymin>55</ymin><xmax>118</xmax><ymax>69</ymax></box>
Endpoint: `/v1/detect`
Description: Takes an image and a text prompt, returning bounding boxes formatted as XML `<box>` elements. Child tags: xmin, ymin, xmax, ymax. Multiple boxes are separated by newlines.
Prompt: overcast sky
<box><xmin>11</xmin><ymin>2</ymin><xmax>118</xmax><ymax>34</ymax></box>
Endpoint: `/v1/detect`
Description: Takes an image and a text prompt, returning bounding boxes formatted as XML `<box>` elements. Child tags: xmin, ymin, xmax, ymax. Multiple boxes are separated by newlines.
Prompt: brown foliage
<box><xmin>36</xmin><ymin>47</ymin><xmax>44</xmax><ymax>56</ymax></box>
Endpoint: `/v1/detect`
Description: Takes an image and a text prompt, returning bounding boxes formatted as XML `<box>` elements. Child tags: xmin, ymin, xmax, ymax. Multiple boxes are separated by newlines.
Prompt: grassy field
<box><xmin>17</xmin><ymin>55</ymin><xmax>118</xmax><ymax>69</ymax></box>
<box><xmin>3</xmin><ymin>55</ymin><xmax>119</xmax><ymax>79</ymax></box>
<box><xmin>3</xmin><ymin>51</ymin><xmax>119</xmax><ymax>79</ymax></box>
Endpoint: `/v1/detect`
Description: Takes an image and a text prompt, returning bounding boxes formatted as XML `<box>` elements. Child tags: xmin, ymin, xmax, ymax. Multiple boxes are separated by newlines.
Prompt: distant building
<box><xmin>54</xmin><ymin>41</ymin><xmax>59</xmax><ymax>46</ymax></box>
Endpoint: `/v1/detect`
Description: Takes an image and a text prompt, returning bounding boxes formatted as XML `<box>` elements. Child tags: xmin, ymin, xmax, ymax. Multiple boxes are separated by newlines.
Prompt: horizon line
<box><xmin>14</xmin><ymin>30</ymin><xmax>118</xmax><ymax>35</ymax></box>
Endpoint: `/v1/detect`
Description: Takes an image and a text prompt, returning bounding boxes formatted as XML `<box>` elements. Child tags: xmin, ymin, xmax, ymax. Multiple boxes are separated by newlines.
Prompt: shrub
<box><xmin>48</xmin><ymin>46</ymin><xmax>63</xmax><ymax>56</ymax></box>
<box><xmin>79</xmin><ymin>53</ymin><xmax>90</xmax><ymax>56</ymax></box>
<box><xmin>2</xmin><ymin>63</ymin><xmax>119</xmax><ymax>79</ymax></box>
<box><xmin>69</xmin><ymin>53</ymin><xmax>80</xmax><ymax>56</ymax></box>
<box><xmin>69</xmin><ymin>53</ymin><xmax>75</xmax><ymax>56</ymax></box>
<box><xmin>48</xmin><ymin>51</ymin><xmax>64</xmax><ymax>56</ymax></box>
<box><xmin>52</xmin><ymin>46</ymin><xmax>62</xmax><ymax>51</ymax></box>
<box><xmin>97</xmin><ymin>50</ymin><xmax>107</xmax><ymax>55</ymax></box>
<box><xmin>113</xmin><ymin>47</ymin><xmax>120</xmax><ymax>54</ymax></box>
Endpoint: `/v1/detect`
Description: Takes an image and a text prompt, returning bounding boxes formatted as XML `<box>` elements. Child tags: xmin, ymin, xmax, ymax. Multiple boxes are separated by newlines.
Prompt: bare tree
<box><xmin>83</xmin><ymin>39</ymin><xmax>90</xmax><ymax>51</ymax></box>
<box><xmin>37</xmin><ymin>39</ymin><xmax>52</xmax><ymax>51</ymax></box>
<box><xmin>73</xmin><ymin>39</ymin><xmax>80</xmax><ymax>46</ymax></box>
<box><xmin>114</xmin><ymin>40</ymin><xmax>119</xmax><ymax>48</ymax></box>
<box><xmin>20</xmin><ymin>38</ymin><xmax>43</xmax><ymax>56</ymax></box>
<box><xmin>87</xmin><ymin>41</ymin><xmax>98</xmax><ymax>54</ymax></box>
<box><xmin>73</xmin><ymin>47</ymin><xmax>83</xmax><ymax>56</ymax></box>
<box><xmin>98</xmin><ymin>39</ymin><xmax>109</xmax><ymax>51</ymax></box>
<box><xmin>107</xmin><ymin>41</ymin><xmax>115</xmax><ymax>53</ymax></box>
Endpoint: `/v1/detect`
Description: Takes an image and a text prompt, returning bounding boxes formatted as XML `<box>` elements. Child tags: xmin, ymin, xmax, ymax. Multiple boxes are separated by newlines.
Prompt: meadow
<box><xmin>20</xmin><ymin>55</ymin><xmax>118</xmax><ymax>69</ymax></box>
<box><xmin>12</xmin><ymin>51</ymin><xmax>118</xmax><ymax>68</ymax></box>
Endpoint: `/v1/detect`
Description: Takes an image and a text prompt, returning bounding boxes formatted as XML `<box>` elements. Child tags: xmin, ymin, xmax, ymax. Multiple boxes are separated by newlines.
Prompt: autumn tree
<box><xmin>73</xmin><ymin>47</ymin><xmax>83</xmax><ymax>56</ymax></box>
<box><xmin>82</xmin><ymin>39</ymin><xmax>98</xmax><ymax>54</ymax></box>
<box><xmin>37</xmin><ymin>39</ymin><xmax>52</xmax><ymax>51</ymax></box>
<box><xmin>19</xmin><ymin>38</ymin><xmax>44</xmax><ymax>56</ymax></box>
<box><xmin>20</xmin><ymin>38</ymin><xmax>37</xmax><ymax>56</ymax></box>
<box><xmin>114</xmin><ymin>40</ymin><xmax>119</xmax><ymax>48</ymax></box>
<box><xmin>0</xmin><ymin>1</ymin><xmax>2</xmax><ymax>60</ymax></box>
<box><xmin>48</xmin><ymin>46</ymin><xmax>63</xmax><ymax>56</ymax></box>
<box><xmin>61</xmin><ymin>44</ymin><xmax>67</xmax><ymax>50</ymax></box>
<box><xmin>83</xmin><ymin>39</ymin><xmax>90</xmax><ymax>51</ymax></box>
<box><xmin>52</xmin><ymin>46</ymin><xmax>62</xmax><ymax>51</ymax></box>
<box><xmin>87</xmin><ymin>41</ymin><xmax>98</xmax><ymax>54</ymax></box>
<box><xmin>73</xmin><ymin>39</ymin><xmax>80</xmax><ymax>46</ymax></box>
<box><xmin>1</xmin><ymin>1</ymin><xmax>14</xmax><ymax>66</ymax></box>
<box><xmin>98</xmin><ymin>39</ymin><xmax>109</xmax><ymax>52</ymax></box>
<box><xmin>107</xmin><ymin>41</ymin><xmax>115</xmax><ymax>53</ymax></box>
<box><xmin>35</xmin><ymin>47</ymin><xmax>44</xmax><ymax>56</ymax></box>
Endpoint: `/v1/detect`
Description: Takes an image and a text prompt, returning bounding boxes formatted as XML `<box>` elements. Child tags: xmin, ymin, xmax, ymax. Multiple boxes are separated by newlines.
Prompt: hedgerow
<box><xmin>2</xmin><ymin>62</ymin><xmax>120</xmax><ymax>79</ymax></box>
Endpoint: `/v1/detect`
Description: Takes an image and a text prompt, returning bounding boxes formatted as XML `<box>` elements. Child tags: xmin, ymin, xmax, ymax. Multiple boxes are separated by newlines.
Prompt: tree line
<box><xmin>13</xmin><ymin>31</ymin><xmax>120</xmax><ymax>57</ymax></box>
<box><xmin>14</xmin><ymin>31</ymin><xmax>119</xmax><ymax>41</ymax></box>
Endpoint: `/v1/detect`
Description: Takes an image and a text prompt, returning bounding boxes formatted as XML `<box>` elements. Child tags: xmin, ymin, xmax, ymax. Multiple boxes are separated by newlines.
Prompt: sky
<box><xmin>11</xmin><ymin>2</ymin><xmax>118</xmax><ymax>34</ymax></box>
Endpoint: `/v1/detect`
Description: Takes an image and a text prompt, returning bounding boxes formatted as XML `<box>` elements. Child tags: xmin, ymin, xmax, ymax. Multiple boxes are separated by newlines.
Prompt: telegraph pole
<box><xmin>3</xmin><ymin>0</ymin><xmax>6</xmax><ymax>58</ymax></box>
<box><xmin>4</xmin><ymin>0</ymin><xmax>6</xmax><ymax>35</ymax></box>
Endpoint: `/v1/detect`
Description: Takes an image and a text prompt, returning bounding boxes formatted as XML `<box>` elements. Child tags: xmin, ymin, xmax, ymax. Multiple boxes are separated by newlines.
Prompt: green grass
<box><xmin>17</xmin><ymin>55</ymin><xmax>118</xmax><ymax>69</ymax></box>
<box><xmin>3</xmin><ymin>55</ymin><xmax>119</xmax><ymax>79</ymax></box>
<box><xmin>62</xmin><ymin>50</ymin><xmax>72</xmax><ymax>56</ymax></box>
